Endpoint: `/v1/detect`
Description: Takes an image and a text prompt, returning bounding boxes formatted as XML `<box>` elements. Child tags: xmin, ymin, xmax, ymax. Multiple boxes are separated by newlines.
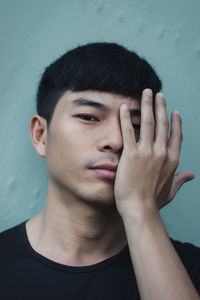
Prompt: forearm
<box><xmin>122</xmin><ymin>209</ymin><xmax>200</xmax><ymax>300</ymax></box>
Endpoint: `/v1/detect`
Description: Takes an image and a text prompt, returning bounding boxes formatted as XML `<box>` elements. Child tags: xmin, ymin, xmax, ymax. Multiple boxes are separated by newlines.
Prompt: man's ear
<box><xmin>30</xmin><ymin>115</ymin><xmax>48</xmax><ymax>158</ymax></box>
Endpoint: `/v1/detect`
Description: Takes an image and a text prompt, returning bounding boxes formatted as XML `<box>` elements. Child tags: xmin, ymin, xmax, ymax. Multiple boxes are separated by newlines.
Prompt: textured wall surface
<box><xmin>0</xmin><ymin>0</ymin><xmax>199</xmax><ymax>245</ymax></box>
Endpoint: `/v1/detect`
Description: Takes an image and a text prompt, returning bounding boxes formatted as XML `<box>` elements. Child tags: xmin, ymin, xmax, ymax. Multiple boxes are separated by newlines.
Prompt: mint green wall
<box><xmin>0</xmin><ymin>0</ymin><xmax>199</xmax><ymax>246</ymax></box>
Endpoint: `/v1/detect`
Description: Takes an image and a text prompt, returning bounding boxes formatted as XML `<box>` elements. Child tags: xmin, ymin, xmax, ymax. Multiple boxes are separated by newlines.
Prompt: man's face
<box><xmin>45</xmin><ymin>90</ymin><xmax>141</xmax><ymax>209</ymax></box>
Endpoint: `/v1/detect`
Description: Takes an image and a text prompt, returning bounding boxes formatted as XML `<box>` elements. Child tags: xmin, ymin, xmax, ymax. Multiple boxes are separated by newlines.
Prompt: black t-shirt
<box><xmin>0</xmin><ymin>219</ymin><xmax>200</xmax><ymax>300</ymax></box>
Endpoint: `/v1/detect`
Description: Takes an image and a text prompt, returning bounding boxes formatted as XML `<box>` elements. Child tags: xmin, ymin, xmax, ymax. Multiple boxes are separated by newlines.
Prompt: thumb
<box><xmin>168</xmin><ymin>171</ymin><xmax>195</xmax><ymax>201</ymax></box>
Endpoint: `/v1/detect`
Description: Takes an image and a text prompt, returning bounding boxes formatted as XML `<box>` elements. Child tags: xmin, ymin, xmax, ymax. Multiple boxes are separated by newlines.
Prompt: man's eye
<box><xmin>77</xmin><ymin>114</ymin><xmax>99</xmax><ymax>122</ymax></box>
<box><xmin>77</xmin><ymin>115</ymin><xmax>140</xmax><ymax>129</ymax></box>
<box><xmin>133</xmin><ymin>124</ymin><xmax>141</xmax><ymax>130</ymax></box>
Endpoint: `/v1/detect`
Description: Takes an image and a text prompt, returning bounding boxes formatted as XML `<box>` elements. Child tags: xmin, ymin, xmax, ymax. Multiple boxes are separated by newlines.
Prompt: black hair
<box><xmin>36</xmin><ymin>42</ymin><xmax>162</xmax><ymax>129</ymax></box>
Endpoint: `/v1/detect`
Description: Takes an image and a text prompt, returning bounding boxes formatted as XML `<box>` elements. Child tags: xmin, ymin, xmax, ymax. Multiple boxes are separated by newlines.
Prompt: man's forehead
<box><xmin>61</xmin><ymin>90</ymin><xmax>141</xmax><ymax>114</ymax></box>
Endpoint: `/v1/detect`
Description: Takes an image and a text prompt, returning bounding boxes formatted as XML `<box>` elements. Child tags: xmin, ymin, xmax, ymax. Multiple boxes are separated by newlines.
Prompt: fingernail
<box><xmin>157</xmin><ymin>92</ymin><xmax>165</xmax><ymax>99</ymax></box>
<box><xmin>144</xmin><ymin>89</ymin><xmax>152</xmax><ymax>96</ymax></box>
<box><xmin>121</xmin><ymin>104</ymin><xmax>128</xmax><ymax>111</ymax></box>
<box><xmin>174</xmin><ymin>110</ymin><xmax>180</xmax><ymax>116</ymax></box>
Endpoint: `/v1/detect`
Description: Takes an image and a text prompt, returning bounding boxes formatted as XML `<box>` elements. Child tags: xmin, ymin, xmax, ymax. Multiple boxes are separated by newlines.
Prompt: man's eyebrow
<box><xmin>71</xmin><ymin>98</ymin><xmax>141</xmax><ymax>116</ymax></box>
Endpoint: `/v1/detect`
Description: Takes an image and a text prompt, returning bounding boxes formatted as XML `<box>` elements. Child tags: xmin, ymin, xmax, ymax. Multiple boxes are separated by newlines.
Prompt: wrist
<box><xmin>120</xmin><ymin>201</ymin><xmax>159</xmax><ymax>223</ymax></box>
<box><xmin>121</xmin><ymin>205</ymin><xmax>164</xmax><ymax>231</ymax></box>
<box><xmin>122</xmin><ymin>208</ymin><xmax>169</xmax><ymax>240</ymax></box>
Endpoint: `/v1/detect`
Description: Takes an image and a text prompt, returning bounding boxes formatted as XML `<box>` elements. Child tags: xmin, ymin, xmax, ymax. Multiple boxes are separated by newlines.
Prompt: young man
<box><xmin>0</xmin><ymin>42</ymin><xmax>200</xmax><ymax>299</ymax></box>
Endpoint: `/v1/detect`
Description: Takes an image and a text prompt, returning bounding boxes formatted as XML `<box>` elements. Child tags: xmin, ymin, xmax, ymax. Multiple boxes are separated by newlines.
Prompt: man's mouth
<box><xmin>90</xmin><ymin>168</ymin><xmax>116</xmax><ymax>179</ymax></box>
<box><xmin>89</xmin><ymin>163</ymin><xmax>118</xmax><ymax>180</ymax></box>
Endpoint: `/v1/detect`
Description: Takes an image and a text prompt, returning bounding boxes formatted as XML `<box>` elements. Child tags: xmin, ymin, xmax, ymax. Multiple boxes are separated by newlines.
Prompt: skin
<box><xmin>28</xmin><ymin>90</ymin><xmax>142</xmax><ymax>265</ymax></box>
<box><xmin>28</xmin><ymin>88</ymin><xmax>199</xmax><ymax>298</ymax></box>
<box><xmin>115</xmin><ymin>89</ymin><xmax>199</xmax><ymax>299</ymax></box>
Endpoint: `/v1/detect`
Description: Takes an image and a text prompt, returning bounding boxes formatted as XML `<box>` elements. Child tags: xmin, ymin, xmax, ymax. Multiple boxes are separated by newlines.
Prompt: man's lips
<box><xmin>89</xmin><ymin>164</ymin><xmax>118</xmax><ymax>179</ymax></box>
<box><xmin>89</xmin><ymin>164</ymin><xmax>118</xmax><ymax>171</ymax></box>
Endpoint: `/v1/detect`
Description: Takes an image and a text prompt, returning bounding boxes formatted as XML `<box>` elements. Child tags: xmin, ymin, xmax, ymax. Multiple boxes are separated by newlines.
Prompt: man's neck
<box><xmin>25</xmin><ymin>188</ymin><xmax>128</xmax><ymax>266</ymax></box>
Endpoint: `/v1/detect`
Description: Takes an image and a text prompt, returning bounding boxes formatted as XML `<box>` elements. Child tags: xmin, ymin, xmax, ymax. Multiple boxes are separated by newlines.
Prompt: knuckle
<box><xmin>143</xmin><ymin>96</ymin><xmax>152</xmax><ymax>104</ymax></box>
<box><xmin>144</xmin><ymin>119</ymin><xmax>155</xmax><ymax>127</ymax></box>
<box><xmin>160</xmin><ymin>98</ymin><xmax>166</xmax><ymax>107</ymax></box>
<box><xmin>132</xmin><ymin>152</ymin><xmax>140</xmax><ymax>160</ymax></box>
<box><xmin>162</xmin><ymin>118</ymin><xmax>169</xmax><ymax>127</ymax></box>
<box><xmin>170</xmin><ymin>156</ymin><xmax>179</xmax><ymax>168</ymax></box>
<box><xmin>173</xmin><ymin>132</ymin><xmax>183</xmax><ymax>140</ymax></box>
<box><xmin>124</xmin><ymin>124</ymin><xmax>133</xmax><ymax>134</ymax></box>
<box><xmin>156</xmin><ymin>149</ymin><xmax>167</xmax><ymax>160</ymax></box>
<box><xmin>175</xmin><ymin>132</ymin><xmax>183</xmax><ymax>142</ymax></box>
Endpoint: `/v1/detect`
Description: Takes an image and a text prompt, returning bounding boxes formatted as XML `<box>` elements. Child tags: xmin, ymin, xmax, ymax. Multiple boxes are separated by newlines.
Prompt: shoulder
<box><xmin>170</xmin><ymin>237</ymin><xmax>200</xmax><ymax>293</ymax></box>
<box><xmin>170</xmin><ymin>237</ymin><xmax>200</xmax><ymax>267</ymax></box>
<box><xmin>0</xmin><ymin>222</ymin><xmax>22</xmax><ymax>252</ymax></box>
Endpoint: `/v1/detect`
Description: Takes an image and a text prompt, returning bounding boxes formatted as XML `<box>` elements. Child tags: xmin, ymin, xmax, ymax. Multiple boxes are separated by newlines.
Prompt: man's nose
<box><xmin>97</xmin><ymin>121</ymin><xmax>123</xmax><ymax>153</ymax></box>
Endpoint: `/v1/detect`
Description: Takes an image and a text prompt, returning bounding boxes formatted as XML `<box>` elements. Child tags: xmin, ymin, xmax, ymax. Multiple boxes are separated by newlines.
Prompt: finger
<box><xmin>154</xmin><ymin>93</ymin><xmax>169</xmax><ymax>147</ymax></box>
<box><xmin>168</xmin><ymin>171</ymin><xmax>195</xmax><ymax>202</ymax></box>
<box><xmin>140</xmin><ymin>89</ymin><xmax>155</xmax><ymax>147</ymax></box>
<box><xmin>167</xmin><ymin>110</ymin><xmax>183</xmax><ymax>162</ymax></box>
<box><xmin>120</xmin><ymin>104</ymin><xmax>136</xmax><ymax>150</ymax></box>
